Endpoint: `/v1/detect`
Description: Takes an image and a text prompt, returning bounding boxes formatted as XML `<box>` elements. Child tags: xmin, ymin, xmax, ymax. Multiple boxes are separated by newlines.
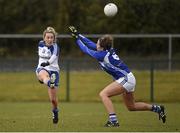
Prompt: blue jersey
<box><xmin>76</xmin><ymin>35</ymin><xmax>131</xmax><ymax>80</ymax></box>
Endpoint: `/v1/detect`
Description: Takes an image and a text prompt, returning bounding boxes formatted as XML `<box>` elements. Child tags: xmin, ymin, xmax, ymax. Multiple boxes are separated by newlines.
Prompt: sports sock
<box><xmin>151</xmin><ymin>105</ymin><xmax>161</xmax><ymax>113</ymax></box>
<box><xmin>52</xmin><ymin>108</ymin><xmax>59</xmax><ymax>119</ymax></box>
<box><xmin>52</xmin><ymin>108</ymin><xmax>59</xmax><ymax>113</ymax></box>
<box><xmin>109</xmin><ymin>113</ymin><xmax>118</xmax><ymax>123</ymax></box>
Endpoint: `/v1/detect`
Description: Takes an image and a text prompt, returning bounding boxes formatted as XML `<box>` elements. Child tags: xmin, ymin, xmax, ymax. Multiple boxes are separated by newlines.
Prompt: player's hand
<box><xmin>41</xmin><ymin>61</ymin><xmax>50</xmax><ymax>67</ymax></box>
<box><xmin>68</xmin><ymin>26</ymin><xmax>79</xmax><ymax>39</ymax></box>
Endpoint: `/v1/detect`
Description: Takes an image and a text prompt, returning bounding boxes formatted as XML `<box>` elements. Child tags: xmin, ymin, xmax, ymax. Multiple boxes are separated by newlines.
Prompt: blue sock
<box><xmin>109</xmin><ymin>113</ymin><xmax>118</xmax><ymax>123</ymax></box>
<box><xmin>52</xmin><ymin>108</ymin><xmax>59</xmax><ymax>113</ymax></box>
<box><xmin>52</xmin><ymin>108</ymin><xmax>59</xmax><ymax>119</ymax></box>
<box><xmin>151</xmin><ymin>105</ymin><xmax>161</xmax><ymax>113</ymax></box>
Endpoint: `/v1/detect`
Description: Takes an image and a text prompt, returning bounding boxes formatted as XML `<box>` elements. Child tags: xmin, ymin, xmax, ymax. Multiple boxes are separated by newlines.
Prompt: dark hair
<box><xmin>99</xmin><ymin>35</ymin><xmax>113</xmax><ymax>50</ymax></box>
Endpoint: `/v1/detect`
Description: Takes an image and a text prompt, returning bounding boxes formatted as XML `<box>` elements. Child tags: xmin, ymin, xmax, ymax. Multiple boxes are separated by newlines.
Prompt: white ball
<box><xmin>104</xmin><ymin>3</ymin><xmax>118</xmax><ymax>17</ymax></box>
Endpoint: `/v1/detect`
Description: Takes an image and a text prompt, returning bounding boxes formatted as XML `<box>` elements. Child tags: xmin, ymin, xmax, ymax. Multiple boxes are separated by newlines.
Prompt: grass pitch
<box><xmin>0</xmin><ymin>71</ymin><xmax>179</xmax><ymax>131</ymax></box>
<box><xmin>0</xmin><ymin>71</ymin><xmax>180</xmax><ymax>102</ymax></box>
<box><xmin>0</xmin><ymin>102</ymin><xmax>179</xmax><ymax>132</ymax></box>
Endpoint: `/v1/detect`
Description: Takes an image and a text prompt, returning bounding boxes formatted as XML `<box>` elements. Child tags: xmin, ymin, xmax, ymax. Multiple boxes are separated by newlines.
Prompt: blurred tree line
<box><xmin>0</xmin><ymin>0</ymin><xmax>180</xmax><ymax>58</ymax></box>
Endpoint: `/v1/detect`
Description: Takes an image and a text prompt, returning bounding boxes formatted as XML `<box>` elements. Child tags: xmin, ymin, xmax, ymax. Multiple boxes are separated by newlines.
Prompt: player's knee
<box><xmin>99</xmin><ymin>91</ymin><xmax>103</xmax><ymax>98</ymax></box>
<box><xmin>99</xmin><ymin>91</ymin><xmax>108</xmax><ymax>99</ymax></box>
<box><xmin>50</xmin><ymin>99</ymin><xmax>57</xmax><ymax>105</ymax></box>
<box><xmin>126</xmin><ymin>105</ymin><xmax>136</xmax><ymax>111</ymax></box>
<box><xmin>38</xmin><ymin>75</ymin><xmax>46</xmax><ymax>82</ymax></box>
<box><xmin>38</xmin><ymin>71</ymin><xmax>49</xmax><ymax>79</ymax></box>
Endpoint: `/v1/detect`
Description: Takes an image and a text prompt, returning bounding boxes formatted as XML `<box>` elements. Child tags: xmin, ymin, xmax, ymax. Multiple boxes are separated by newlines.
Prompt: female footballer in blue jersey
<box><xmin>36</xmin><ymin>27</ymin><xmax>60</xmax><ymax>124</ymax></box>
<box><xmin>69</xmin><ymin>26</ymin><xmax>166</xmax><ymax>127</ymax></box>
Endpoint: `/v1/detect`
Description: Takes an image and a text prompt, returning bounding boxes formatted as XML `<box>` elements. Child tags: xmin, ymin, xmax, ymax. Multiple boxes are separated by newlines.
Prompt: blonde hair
<box><xmin>43</xmin><ymin>26</ymin><xmax>57</xmax><ymax>42</ymax></box>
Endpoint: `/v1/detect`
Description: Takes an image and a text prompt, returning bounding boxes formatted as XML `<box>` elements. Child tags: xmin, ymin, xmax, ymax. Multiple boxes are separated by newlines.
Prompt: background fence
<box><xmin>1</xmin><ymin>33</ymin><xmax>180</xmax><ymax>70</ymax></box>
<box><xmin>0</xmin><ymin>34</ymin><xmax>180</xmax><ymax>102</ymax></box>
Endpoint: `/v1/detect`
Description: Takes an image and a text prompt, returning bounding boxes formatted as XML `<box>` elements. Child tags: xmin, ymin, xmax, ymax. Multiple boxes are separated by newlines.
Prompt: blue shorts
<box><xmin>36</xmin><ymin>68</ymin><xmax>60</xmax><ymax>87</ymax></box>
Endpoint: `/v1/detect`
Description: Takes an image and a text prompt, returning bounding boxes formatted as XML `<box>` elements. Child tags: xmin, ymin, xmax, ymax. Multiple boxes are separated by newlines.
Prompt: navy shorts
<box><xmin>36</xmin><ymin>68</ymin><xmax>60</xmax><ymax>87</ymax></box>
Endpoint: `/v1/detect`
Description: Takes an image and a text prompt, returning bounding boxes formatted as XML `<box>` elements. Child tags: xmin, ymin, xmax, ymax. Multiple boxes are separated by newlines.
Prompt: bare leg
<box><xmin>99</xmin><ymin>81</ymin><xmax>125</xmax><ymax>127</ymax></box>
<box><xmin>123</xmin><ymin>91</ymin><xmax>166</xmax><ymax>123</ymax></box>
<box><xmin>99</xmin><ymin>81</ymin><xmax>126</xmax><ymax>114</ymax></box>
<box><xmin>48</xmin><ymin>87</ymin><xmax>59</xmax><ymax>124</ymax></box>
<box><xmin>37</xmin><ymin>70</ymin><xmax>50</xmax><ymax>85</ymax></box>
<box><xmin>123</xmin><ymin>91</ymin><xmax>152</xmax><ymax>111</ymax></box>
<box><xmin>37</xmin><ymin>70</ymin><xmax>59</xmax><ymax>123</ymax></box>
<box><xmin>48</xmin><ymin>88</ymin><xmax>58</xmax><ymax>109</ymax></box>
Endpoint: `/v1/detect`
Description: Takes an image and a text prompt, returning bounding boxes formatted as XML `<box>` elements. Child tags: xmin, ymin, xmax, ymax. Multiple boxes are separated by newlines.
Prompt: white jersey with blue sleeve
<box><xmin>76</xmin><ymin>35</ymin><xmax>131</xmax><ymax>80</ymax></box>
<box><xmin>37</xmin><ymin>40</ymin><xmax>60</xmax><ymax>72</ymax></box>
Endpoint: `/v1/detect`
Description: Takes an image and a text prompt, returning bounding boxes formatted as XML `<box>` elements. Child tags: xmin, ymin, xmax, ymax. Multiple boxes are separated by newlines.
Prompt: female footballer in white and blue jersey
<box><xmin>36</xmin><ymin>27</ymin><xmax>60</xmax><ymax>124</ymax></box>
<box><xmin>69</xmin><ymin>26</ymin><xmax>166</xmax><ymax>127</ymax></box>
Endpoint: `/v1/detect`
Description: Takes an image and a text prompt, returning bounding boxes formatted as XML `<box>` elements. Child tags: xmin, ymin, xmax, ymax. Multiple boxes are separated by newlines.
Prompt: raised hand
<box><xmin>68</xmin><ymin>26</ymin><xmax>79</xmax><ymax>39</ymax></box>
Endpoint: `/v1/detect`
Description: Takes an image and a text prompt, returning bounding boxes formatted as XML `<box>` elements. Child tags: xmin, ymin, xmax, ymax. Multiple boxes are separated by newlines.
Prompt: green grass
<box><xmin>0</xmin><ymin>71</ymin><xmax>179</xmax><ymax>131</ymax></box>
<box><xmin>0</xmin><ymin>102</ymin><xmax>179</xmax><ymax>132</ymax></box>
<box><xmin>0</xmin><ymin>71</ymin><xmax>180</xmax><ymax>102</ymax></box>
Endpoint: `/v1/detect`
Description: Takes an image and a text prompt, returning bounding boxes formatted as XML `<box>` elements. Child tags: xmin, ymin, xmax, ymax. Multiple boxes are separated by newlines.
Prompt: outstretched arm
<box><xmin>75</xmin><ymin>39</ymin><xmax>105</xmax><ymax>61</ymax></box>
<box><xmin>68</xmin><ymin>26</ymin><xmax>105</xmax><ymax>61</ymax></box>
<box><xmin>76</xmin><ymin>39</ymin><xmax>96</xmax><ymax>57</ymax></box>
<box><xmin>78</xmin><ymin>34</ymin><xmax>97</xmax><ymax>50</ymax></box>
<box><xmin>68</xmin><ymin>26</ymin><xmax>96</xmax><ymax>50</ymax></box>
